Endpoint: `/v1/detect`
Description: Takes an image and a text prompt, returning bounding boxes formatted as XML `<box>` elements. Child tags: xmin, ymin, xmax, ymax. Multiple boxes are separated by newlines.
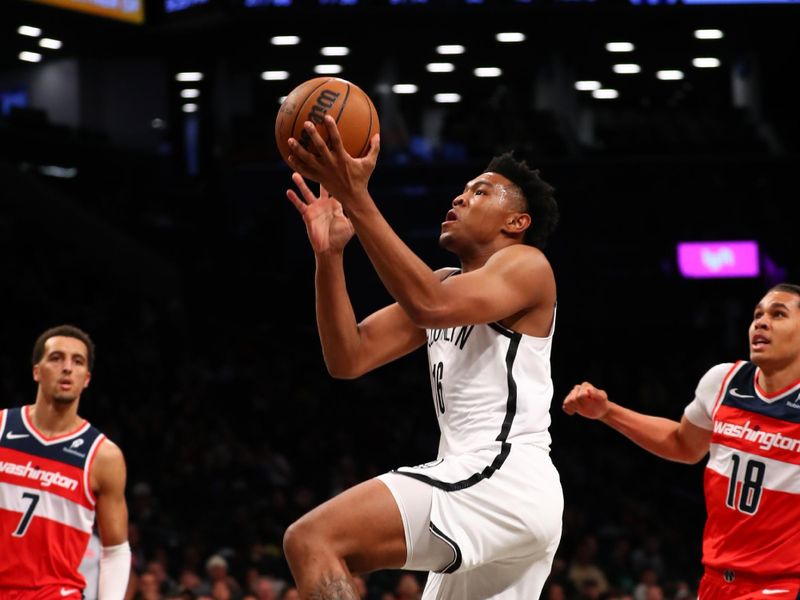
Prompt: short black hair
<box><xmin>768</xmin><ymin>283</ymin><xmax>800</xmax><ymax>306</ymax></box>
<box><xmin>32</xmin><ymin>324</ymin><xmax>95</xmax><ymax>370</ymax></box>
<box><xmin>484</xmin><ymin>152</ymin><xmax>558</xmax><ymax>249</ymax></box>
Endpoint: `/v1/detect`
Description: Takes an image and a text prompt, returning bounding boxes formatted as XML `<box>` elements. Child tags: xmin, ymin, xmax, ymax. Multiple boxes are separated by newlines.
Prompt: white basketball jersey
<box><xmin>426</xmin><ymin>291</ymin><xmax>556</xmax><ymax>458</ymax></box>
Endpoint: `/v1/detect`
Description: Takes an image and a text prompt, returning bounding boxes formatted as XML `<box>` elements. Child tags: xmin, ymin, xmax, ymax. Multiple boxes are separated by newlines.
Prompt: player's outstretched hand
<box><xmin>287</xmin><ymin>114</ymin><xmax>380</xmax><ymax>203</ymax></box>
<box><xmin>287</xmin><ymin>172</ymin><xmax>355</xmax><ymax>255</ymax></box>
<box><xmin>562</xmin><ymin>382</ymin><xmax>611</xmax><ymax>420</ymax></box>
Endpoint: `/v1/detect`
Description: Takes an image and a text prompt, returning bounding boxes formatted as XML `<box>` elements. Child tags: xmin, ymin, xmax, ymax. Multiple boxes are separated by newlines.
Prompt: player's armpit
<box><xmin>675</xmin><ymin>415</ymin><xmax>713</xmax><ymax>464</ymax></box>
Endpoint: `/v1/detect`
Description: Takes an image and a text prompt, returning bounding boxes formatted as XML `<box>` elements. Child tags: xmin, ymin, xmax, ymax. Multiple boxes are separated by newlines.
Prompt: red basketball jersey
<box><xmin>686</xmin><ymin>361</ymin><xmax>800</xmax><ymax>577</ymax></box>
<box><xmin>0</xmin><ymin>406</ymin><xmax>106</xmax><ymax>591</ymax></box>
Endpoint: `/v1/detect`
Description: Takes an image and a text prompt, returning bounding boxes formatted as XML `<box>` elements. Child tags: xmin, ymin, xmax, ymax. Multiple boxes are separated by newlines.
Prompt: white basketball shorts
<box><xmin>378</xmin><ymin>443</ymin><xmax>563</xmax><ymax>600</ymax></box>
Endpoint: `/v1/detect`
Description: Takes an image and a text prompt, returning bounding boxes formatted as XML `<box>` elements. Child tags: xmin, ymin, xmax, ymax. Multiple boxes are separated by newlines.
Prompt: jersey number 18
<box><xmin>725</xmin><ymin>453</ymin><xmax>765</xmax><ymax>515</ymax></box>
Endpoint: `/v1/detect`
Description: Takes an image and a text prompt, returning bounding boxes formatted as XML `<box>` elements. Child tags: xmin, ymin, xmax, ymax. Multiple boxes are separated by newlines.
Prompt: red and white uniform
<box><xmin>0</xmin><ymin>406</ymin><xmax>105</xmax><ymax>595</ymax></box>
<box><xmin>684</xmin><ymin>361</ymin><xmax>800</xmax><ymax>598</ymax></box>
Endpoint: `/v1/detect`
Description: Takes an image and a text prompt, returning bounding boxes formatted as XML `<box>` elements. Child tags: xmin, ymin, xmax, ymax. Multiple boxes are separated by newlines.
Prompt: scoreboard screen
<box><xmin>25</xmin><ymin>0</ymin><xmax>144</xmax><ymax>23</ymax></box>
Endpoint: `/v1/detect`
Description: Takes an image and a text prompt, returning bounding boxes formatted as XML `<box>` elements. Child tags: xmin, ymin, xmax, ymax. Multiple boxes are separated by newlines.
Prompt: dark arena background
<box><xmin>1</xmin><ymin>0</ymin><xmax>798</xmax><ymax>598</ymax></box>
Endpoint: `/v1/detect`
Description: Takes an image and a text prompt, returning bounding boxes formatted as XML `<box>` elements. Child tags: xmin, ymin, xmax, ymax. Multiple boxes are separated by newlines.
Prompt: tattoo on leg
<box><xmin>308</xmin><ymin>574</ymin><xmax>359</xmax><ymax>600</ymax></box>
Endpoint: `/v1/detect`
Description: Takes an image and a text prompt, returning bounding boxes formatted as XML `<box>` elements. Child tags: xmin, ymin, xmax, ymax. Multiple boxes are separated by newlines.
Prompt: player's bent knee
<box><xmin>283</xmin><ymin>519</ymin><xmax>314</xmax><ymax>563</ymax></box>
<box><xmin>284</xmin><ymin>514</ymin><xmax>339</xmax><ymax>564</ymax></box>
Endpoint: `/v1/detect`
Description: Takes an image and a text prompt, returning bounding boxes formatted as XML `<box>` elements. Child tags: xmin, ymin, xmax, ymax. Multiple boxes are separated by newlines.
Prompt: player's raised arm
<box><xmin>563</xmin><ymin>382</ymin><xmax>711</xmax><ymax>464</ymax></box>
<box><xmin>287</xmin><ymin>173</ymin><xmax>426</xmax><ymax>379</ymax></box>
<box><xmin>289</xmin><ymin>116</ymin><xmax>555</xmax><ymax>330</ymax></box>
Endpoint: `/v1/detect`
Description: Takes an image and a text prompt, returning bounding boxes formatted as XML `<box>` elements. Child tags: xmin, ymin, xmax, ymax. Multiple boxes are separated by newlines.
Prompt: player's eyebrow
<box><xmin>755</xmin><ymin>301</ymin><xmax>791</xmax><ymax>313</ymax></box>
<box><xmin>463</xmin><ymin>178</ymin><xmax>494</xmax><ymax>192</ymax></box>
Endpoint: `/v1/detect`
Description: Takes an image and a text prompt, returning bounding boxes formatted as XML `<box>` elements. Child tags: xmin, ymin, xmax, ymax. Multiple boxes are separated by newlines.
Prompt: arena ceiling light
<box><xmin>314</xmin><ymin>64</ymin><xmax>343</xmax><ymax>74</ymax></box>
<box><xmin>182</xmin><ymin>103</ymin><xmax>198</xmax><ymax>113</ymax></box>
<box><xmin>261</xmin><ymin>70</ymin><xmax>290</xmax><ymax>80</ymax></box>
<box><xmin>180</xmin><ymin>89</ymin><xmax>200</xmax><ymax>99</ymax></box>
<box><xmin>656</xmin><ymin>70</ymin><xmax>684</xmax><ymax>80</ymax></box>
<box><xmin>434</xmin><ymin>93</ymin><xmax>461</xmax><ymax>103</ymax></box>
<box><xmin>320</xmin><ymin>46</ymin><xmax>349</xmax><ymax>56</ymax></box>
<box><xmin>495</xmin><ymin>32</ymin><xmax>525</xmax><ymax>43</ymax></box>
<box><xmin>271</xmin><ymin>35</ymin><xmax>300</xmax><ymax>46</ymax></box>
<box><xmin>606</xmin><ymin>42</ymin><xmax>634</xmax><ymax>52</ymax></box>
<box><xmin>176</xmin><ymin>72</ymin><xmax>204</xmax><ymax>82</ymax></box>
<box><xmin>39</xmin><ymin>165</ymin><xmax>77</xmax><ymax>178</ymax></box>
<box><xmin>695</xmin><ymin>29</ymin><xmax>724</xmax><ymax>39</ymax></box>
<box><xmin>392</xmin><ymin>84</ymin><xmax>418</xmax><ymax>94</ymax></box>
<box><xmin>592</xmin><ymin>88</ymin><xmax>619</xmax><ymax>99</ymax></box>
<box><xmin>613</xmin><ymin>63</ymin><xmax>641</xmax><ymax>74</ymax></box>
<box><xmin>18</xmin><ymin>51</ymin><xmax>42</xmax><ymax>62</ymax></box>
<box><xmin>426</xmin><ymin>62</ymin><xmax>455</xmax><ymax>73</ymax></box>
<box><xmin>436</xmin><ymin>45</ymin><xmax>465</xmax><ymax>55</ymax></box>
<box><xmin>474</xmin><ymin>67</ymin><xmax>502</xmax><ymax>78</ymax></box>
<box><xmin>693</xmin><ymin>57</ymin><xmax>721</xmax><ymax>68</ymax></box>
<box><xmin>17</xmin><ymin>25</ymin><xmax>42</xmax><ymax>37</ymax></box>
<box><xmin>575</xmin><ymin>80</ymin><xmax>602</xmax><ymax>91</ymax></box>
<box><xmin>39</xmin><ymin>38</ymin><xmax>62</xmax><ymax>50</ymax></box>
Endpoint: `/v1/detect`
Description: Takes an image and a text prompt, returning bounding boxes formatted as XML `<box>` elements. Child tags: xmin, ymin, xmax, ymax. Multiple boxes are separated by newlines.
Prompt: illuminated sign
<box><xmin>677</xmin><ymin>241</ymin><xmax>760</xmax><ymax>279</ymax></box>
<box><xmin>26</xmin><ymin>0</ymin><xmax>144</xmax><ymax>24</ymax></box>
<box><xmin>632</xmin><ymin>0</ymin><xmax>800</xmax><ymax>4</ymax></box>
<box><xmin>165</xmin><ymin>0</ymin><xmax>209</xmax><ymax>12</ymax></box>
<box><xmin>1</xmin><ymin>90</ymin><xmax>28</xmax><ymax>116</ymax></box>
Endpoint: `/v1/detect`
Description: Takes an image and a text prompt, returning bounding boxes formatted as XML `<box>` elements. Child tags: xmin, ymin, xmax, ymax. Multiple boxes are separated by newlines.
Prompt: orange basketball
<box><xmin>275</xmin><ymin>77</ymin><xmax>380</xmax><ymax>168</ymax></box>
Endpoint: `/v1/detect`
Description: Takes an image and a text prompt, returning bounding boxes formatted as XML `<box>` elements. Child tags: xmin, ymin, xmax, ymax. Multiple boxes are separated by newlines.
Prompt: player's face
<box><xmin>749</xmin><ymin>290</ymin><xmax>800</xmax><ymax>370</ymax></box>
<box><xmin>32</xmin><ymin>336</ymin><xmax>91</xmax><ymax>404</ymax></box>
<box><xmin>439</xmin><ymin>172</ymin><xmax>524</xmax><ymax>251</ymax></box>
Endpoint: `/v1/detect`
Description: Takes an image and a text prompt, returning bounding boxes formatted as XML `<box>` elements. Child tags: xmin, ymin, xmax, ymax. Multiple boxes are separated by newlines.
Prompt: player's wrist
<box><xmin>598</xmin><ymin>401</ymin><xmax>615</xmax><ymax>423</ymax></box>
<box><xmin>315</xmin><ymin>247</ymin><xmax>345</xmax><ymax>261</ymax></box>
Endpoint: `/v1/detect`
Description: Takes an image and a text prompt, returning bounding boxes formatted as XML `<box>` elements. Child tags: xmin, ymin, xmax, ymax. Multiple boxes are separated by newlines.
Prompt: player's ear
<box><xmin>32</xmin><ymin>364</ymin><xmax>40</xmax><ymax>383</ymax></box>
<box><xmin>504</xmin><ymin>212</ymin><xmax>531</xmax><ymax>235</ymax></box>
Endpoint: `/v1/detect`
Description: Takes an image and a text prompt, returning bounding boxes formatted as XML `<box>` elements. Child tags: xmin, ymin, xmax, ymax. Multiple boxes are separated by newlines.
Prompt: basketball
<box><xmin>275</xmin><ymin>77</ymin><xmax>380</xmax><ymax>167</ymax></box>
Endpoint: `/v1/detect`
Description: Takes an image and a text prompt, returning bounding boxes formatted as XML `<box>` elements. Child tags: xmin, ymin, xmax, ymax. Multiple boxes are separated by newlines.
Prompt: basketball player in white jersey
<box><xmin>281</xmin><ymin>116</ymin><xmax>563</xmax><ymax>599</ymax></box>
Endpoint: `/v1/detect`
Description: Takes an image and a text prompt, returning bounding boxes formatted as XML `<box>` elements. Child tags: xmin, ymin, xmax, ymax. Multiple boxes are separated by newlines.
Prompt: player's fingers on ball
<box><xmin>288</xmin><ymin>136</ymin><xmax>317</xmax><ymax>163</ymax></box>
<box><xmin>366</xmin><ymin>133</ymin><xmax>381</xmax><ymax>159</ymax></box>
<box><xmin>323</xmin><ymin>115</ymin><xmax>344</xmax><ymax>150</ymax></box>
<box><xmin>303</xmin><ymin>121</ymin><xmax>331</xmax><ymax>156</ymax></box>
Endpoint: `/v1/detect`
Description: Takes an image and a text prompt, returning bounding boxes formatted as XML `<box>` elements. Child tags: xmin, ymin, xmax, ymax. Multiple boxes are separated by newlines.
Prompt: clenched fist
<box><xmin>562</xmin><ymin>382</ymin><xmax>611</xmax><ymax>420</ymax></box>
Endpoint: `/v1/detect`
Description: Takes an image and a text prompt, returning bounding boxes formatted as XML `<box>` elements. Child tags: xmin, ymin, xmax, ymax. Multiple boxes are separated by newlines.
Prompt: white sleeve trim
<box><xmin>98</xmin><ymin>541</ymin><xmax>131</xmax><ymax>600</ymax></box>
<box><xmin>683</xmin><ymin>363</ymin><xmax>736</xmax><ymax>430</ymax></box>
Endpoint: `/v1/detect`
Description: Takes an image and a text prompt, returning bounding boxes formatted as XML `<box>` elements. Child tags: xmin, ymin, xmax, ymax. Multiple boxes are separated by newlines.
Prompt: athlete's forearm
<box><xmin>600</xmin><ymin>402</ymin><xmax>698</xmax><ymax>463</ymax></box>
<box><xmin>344</xmin><ymin>191</ymin><xmax>443</xmax><ymax>324</ymax></box>
<box><xmin>98</xmin><ymin>542</ymin><xmax>131</xmax><ymax>600</ymax></box>
<box><xmin>314</xmin><ymin>252</ymin><xmax>364</xmax><ymax>378</ymax></box>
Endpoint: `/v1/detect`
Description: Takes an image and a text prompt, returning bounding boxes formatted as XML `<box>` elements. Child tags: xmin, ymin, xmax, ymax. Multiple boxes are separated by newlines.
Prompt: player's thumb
<box><xmin>367</xmin><ymin>133</ymin><xmax>380</xmax><ymax>159</ymax></box>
